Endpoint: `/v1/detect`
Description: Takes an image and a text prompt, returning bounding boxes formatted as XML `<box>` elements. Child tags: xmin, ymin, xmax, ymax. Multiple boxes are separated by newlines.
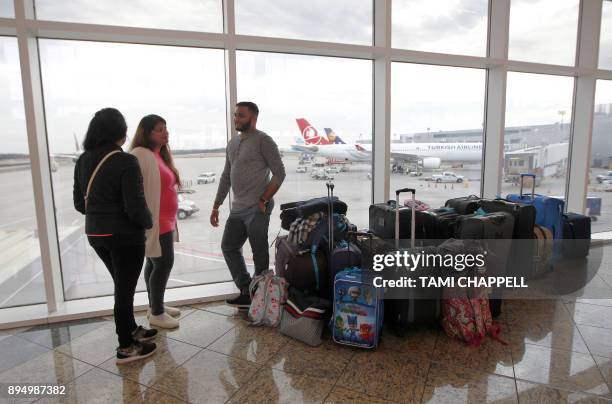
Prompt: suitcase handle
<box><xmin>519</xmin><ymin>173</ymin><xmax>536</xmax><ymax>198</ymax></box>
<box><xmin>395</xmin><ymin>189</ymin><xmax>415</xmax><ymax>249</ymax></box>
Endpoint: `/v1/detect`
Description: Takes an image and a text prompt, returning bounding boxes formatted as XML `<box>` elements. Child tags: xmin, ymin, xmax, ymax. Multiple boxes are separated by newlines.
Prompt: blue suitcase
<box><xmin>332</xmin><ymin>267</ymin><xmax>384</xmax><ymax>349</ymax></box>
<box><xmin>506</xmin><ymin>174</ymin><xmax>564</xmax><ymax>239</ymax></box>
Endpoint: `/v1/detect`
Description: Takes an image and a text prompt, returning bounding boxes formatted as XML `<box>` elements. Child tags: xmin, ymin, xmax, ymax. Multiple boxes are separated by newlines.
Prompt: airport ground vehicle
<box><xmin>596</xmin><ymin>171</ymin><xmax>612</xmax><ymax>184</ymax></box>
<box><xmin>431</xmin><ymin>172</ymin><xmax>464</xmax><ymax>183</ymax></box>
<box><xmin>177</xmin><ymin>194</ymin><xmax>199</xmax><ymax>220</ymax></box>
<box><xmin>296</xmin><ymin>166</ymin><xmax>307</xmax><ymax>173</ymax></box>
<box><xmin>325</xmin><ymin>166</ymin><xmax>341</xmax><ymax>174</ymax></box>
<box><xmin>310</xmin><ymin>168</ymin><xmax>334</xmax><ymax>180</ymax></box>
<box><xmin>196</xmin><ymin>172</ymin><xmax>216</xmax><ymax>184</ymax></box>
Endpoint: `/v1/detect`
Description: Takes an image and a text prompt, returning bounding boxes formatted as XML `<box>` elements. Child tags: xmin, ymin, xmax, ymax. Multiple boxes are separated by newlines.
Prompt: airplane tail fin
<box><xmin>324</xmin><ymin>128</ymin><xmax>345</xmax><ymax>144</ymax></box>
<box><xmin>74</xmin><ymin>133</ymin><xmax>81</xmax><ymax>152</ymax></box>
<box><xmin>296</xmin><ymin>118</ymin><xmax>329</xmax><ymax>145</ymax></box>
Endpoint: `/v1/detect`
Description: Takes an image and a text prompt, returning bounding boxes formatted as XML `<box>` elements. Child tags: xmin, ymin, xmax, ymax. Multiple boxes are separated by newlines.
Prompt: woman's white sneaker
<box><xmin>149</xmin><ymin>312</ymin><xmax>179</xmax><ymax>329</ymax></box>
<box><xmin>147</xmin><ymin>306</ymin><xmax>181</xmax><ymax>318</ymax></box>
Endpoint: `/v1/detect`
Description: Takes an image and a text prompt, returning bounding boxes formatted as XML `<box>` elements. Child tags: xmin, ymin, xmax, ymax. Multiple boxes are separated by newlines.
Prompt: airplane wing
<box><xmin>290</xmin><ymin>144</ymin><xmax>319</xmax><ymax>153</ymax></box>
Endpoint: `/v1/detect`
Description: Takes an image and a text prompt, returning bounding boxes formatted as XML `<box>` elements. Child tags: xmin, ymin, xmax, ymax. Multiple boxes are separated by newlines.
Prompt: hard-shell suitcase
<box><xmin>445</xmin><ymin>195</ymin><xmax>481</xmax><ymax>215</ymax></box>
<box><xmin>455</xmin><ymin>211</ymin><xmax>514</xmax><ymax>319</ymax></box>
<box><xmin>333</xmin><ymin>233</ymin><xmax>384</xmax><ymax>349</ymax></box>
<box><xmin>561</xmin><ymin>213</ymin><xmax>591</xmax><ymax>259</ymax></box>
<box><xmin>506</xmin><ymin>174</ymin><xmax>564</xmax><ymax>239</ymax></box>
<box><xmin>384</xmin><ymin>188</ymin><xmax>442</xmax><ymax>336</ymax></box>
<box><xmin>369</xmin><ymin>201</ymin><xmax>433</xmax><ymax>241</ymax></box>
<box><xmin>479</xmin><ymin>198</ymin><xmax>537</xmax><ymax>278</ymax></box>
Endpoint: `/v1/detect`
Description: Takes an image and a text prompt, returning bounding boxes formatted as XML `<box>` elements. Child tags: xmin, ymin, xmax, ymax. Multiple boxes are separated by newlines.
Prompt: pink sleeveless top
<box><xmin>154</xmin><ymin>149</ymin><xmax>178</xmax><ymax>235</ymax></box>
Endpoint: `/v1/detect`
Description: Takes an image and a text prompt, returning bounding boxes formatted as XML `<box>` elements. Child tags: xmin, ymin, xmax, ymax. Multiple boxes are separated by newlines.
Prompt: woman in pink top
<box><xmin>130</xmin><ymin>115</ymin><xmax>182</xmax><ymax>329</ymax></box>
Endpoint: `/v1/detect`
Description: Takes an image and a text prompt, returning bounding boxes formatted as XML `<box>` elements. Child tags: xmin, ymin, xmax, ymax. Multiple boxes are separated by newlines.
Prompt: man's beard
<box><xmin>236</xmin><ymin>118</ymin><xmax>252</xmax><ymax>132</ymax></box>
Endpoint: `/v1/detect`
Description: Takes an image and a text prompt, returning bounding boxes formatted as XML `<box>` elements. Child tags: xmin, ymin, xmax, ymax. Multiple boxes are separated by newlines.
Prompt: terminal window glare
<box><xmin>0</xmin><ymin>37</ymin><xmax>46</xmax><ymax>308</ymax></box>
<box><xmin>504</xmin><ymin>72</ymin><xmax>574</xmax><ymax>197</ymax></box>
<box><xmin>508</xmin><ymin>0</ymin><xmax>580</xmax><ymax>66</ymax></box>
<box><xmin>600</xmin><ymin>0</ymin><xmax>612</xmax><ymax>69</ymax></box>
<box><xmin>392</xmin><ymin>0</ymin><xmax>488</xmax><ymax>56</ymax></box>
<box><xmin>236</xmin><ymin>51</ymin><xmax>373</xmax><ymax>229</ymax></box>
<box><xmin>38</xmin><ymin>39</ymin><xmax>228</xmax><ymax>300</ymax></box>
<box><xmin>34</xmin><ymin>0</ymin><xmax>223</xmax><ymax>32</ymax></box>
<box><xmin>235</xmin><ymin>0</ymin><xmax>372</xmax><ymax>45</ymax></box>
<box><xmin>589</xmin><ymin>80</ymin><xmax>612</xmax><ymax>233</ymax></box>
<box><xmin>0</xmin><ymin>0</ymin><xmax>14</xmax><ymax>18</ymax></box>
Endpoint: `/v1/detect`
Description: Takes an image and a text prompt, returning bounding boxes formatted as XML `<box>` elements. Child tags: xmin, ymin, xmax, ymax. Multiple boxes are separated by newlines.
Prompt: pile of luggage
<box><xmin>248</xmin><ymin>173</ymin><xmax>592</xmax><ymax>349</ymax></box>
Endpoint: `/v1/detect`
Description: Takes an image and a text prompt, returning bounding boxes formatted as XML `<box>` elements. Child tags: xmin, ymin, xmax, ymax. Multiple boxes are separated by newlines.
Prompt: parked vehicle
<box><xmin>325</xmin><ymin>166</ymin><xmax>341</xmax><ymax>174</ymax></box>
<box><xmin>432</xmin><ymin>171</ymin><xmax>464</xmax><ymax>183</ymax></box>
<box><xmin>296</xmin><ymin>166</ymin><xmax>307</xmax><ymax>173</ymax></box>
<box><xmin>596</xmin><ymin>171</ymin><xmax>612</xmax><ymax>184</ymax></box>
<box><xmin>310</xmin><ymin>168</ymin><xmax>334</xmax><ymax>180</ymax></box>
<box><xmin>177</xmin><ymin>194</ymin><xmax>199</xmax><ymax>220</ymax></box>
<box><xmin>196</xmin><ymin>172</ymin><xmax>216</xmax><ymax>184</ymax></box>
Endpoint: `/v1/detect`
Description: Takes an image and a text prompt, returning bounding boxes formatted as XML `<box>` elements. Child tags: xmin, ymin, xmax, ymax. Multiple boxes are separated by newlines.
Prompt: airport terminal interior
<box><xmin>1</xmin><ymin>0</ymin><xmax>612</xmax><ymax>402</ymax></box>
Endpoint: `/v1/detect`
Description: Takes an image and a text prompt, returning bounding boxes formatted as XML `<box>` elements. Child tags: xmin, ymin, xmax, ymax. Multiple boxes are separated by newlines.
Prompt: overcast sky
<box><xmin>1</xmin><ymin>0</ymin><xmax>611</xmax><ymax>153</ymax></box>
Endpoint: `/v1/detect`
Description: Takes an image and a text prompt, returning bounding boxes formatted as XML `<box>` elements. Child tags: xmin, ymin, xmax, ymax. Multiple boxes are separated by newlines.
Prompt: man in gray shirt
<box><xmin>211</xmin><ymin>101</ymin><xmax>286</xmax><ymax>308</ymax></box>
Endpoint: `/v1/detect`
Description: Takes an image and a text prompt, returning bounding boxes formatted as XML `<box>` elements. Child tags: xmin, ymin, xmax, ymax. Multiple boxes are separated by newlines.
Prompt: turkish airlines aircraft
<box><xmin>291</xmin><ymin>118</ymin><xmax>482</xmax><ymax>168</ymax></box>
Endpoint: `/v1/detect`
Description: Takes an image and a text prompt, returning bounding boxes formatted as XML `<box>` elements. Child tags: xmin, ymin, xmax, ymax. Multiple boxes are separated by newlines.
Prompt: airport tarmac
<box><xmin>1</xmin><ymin>153</ymin><xmax>611</xmax><ymax>308</ymax></box>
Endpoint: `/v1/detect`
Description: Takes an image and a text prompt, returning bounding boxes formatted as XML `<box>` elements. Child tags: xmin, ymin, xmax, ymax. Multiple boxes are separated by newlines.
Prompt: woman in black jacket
<box><xmin>73</xmin><ymin>108</ymin><xmax>157</xmax><ymax>364</ymax></box>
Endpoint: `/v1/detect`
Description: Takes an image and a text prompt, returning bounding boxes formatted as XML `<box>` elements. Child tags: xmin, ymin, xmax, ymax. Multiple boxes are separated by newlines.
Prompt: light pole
<box><xmin>558</xmin><ymin>110</ymin><xmax>566</xmax><ymax>137</ymax></box>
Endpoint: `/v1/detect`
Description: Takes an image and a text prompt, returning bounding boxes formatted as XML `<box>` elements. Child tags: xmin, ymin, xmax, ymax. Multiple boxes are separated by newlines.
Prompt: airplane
<box><xmin>323</xmin><ymin>128</ymin><xmax>346</xmax><ymax>144</ymax></box>
<box><xmin>52</xmin><ymin>134</ymin><xmax>83</xmax><ymax>163</ymax></box>
<box><xmin>292</xmin><ymin>118</ymin><xmax>482</xmax><ymax>168</ymax></box>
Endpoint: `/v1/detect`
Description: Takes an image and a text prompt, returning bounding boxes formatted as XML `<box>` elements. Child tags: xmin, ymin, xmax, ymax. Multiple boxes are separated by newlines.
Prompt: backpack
<box><xmin>441</xmin><ymin>286</ymin><xmax>506</xmax><ymax>347</ymax></box>
<box><xmin>248</xmin><ymin>270</ymin><xmax>288</xmax><ymax>327</ymax></box>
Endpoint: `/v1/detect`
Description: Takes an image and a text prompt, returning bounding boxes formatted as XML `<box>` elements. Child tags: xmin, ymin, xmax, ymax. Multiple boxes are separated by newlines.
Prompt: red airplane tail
<box><xmin>296</xmin><ymin>118</ymin><xmax>330</xmax><ymax>145</ymax></box>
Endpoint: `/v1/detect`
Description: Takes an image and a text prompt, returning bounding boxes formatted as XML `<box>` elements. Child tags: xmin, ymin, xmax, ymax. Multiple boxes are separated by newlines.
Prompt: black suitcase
<box><xmin>426</xmin><ymin>210</ymin><xmax>461</xmax><ymax>242</ymax></box>
<box><xmin>369</xmin><ymin>201</ymin><xmax>433</xmax><ymax>240</ymax></box>
<box><xmin>445</xmin><ymin>195</ymin><xmax>481</xmax><ymax>215</ymax></box>
<box><xmin>455</xmin><ymin>212</ymin><xmax>515</xmax><ymax>318</ymax></box>
<box><xmin>383</xmin><ymin>188</ymin><xmax>442</xmax><ymax>336</ymax></box>
<box><xmin>479</xmin><ymin>199</ymin><xmax>537</xmax><ymax>278</ymax></box>
<box><xmin>561</xmin><ymin>213</ymin><xmax>591</xmax><ymax>259</ymax></box>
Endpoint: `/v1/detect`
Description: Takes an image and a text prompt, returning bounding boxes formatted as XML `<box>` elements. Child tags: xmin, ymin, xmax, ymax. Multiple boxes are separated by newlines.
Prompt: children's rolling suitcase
<box><xmin>561</xmin><ymin>213</ymin><xmax>591</xmax><ymax>259</ymax></box>
<box><xmin>506</xmin><ymin>174</ymin><xmax>564</xmax><ymax>239</ymax></box>
<box><xmin>384</xmin><ymin>188</ymin><xmax>442</xmax><ymax>336</ymax></box>
<box><xmin>333</xmin><ymin>233</ymin><xmax>384</xmax><ymax>349</ymax></box>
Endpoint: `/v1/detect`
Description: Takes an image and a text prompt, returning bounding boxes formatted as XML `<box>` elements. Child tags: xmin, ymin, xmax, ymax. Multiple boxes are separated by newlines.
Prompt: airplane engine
<box><xmin>421</xmin><ymin>157</ymin><xmax>441</xmax><ymax>169</ymax></box>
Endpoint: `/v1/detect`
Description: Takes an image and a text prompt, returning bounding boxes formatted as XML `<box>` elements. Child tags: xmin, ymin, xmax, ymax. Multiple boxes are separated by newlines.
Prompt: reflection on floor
<box><xmin>1</xmin><ymin>295</ymin><xmax>612</xmax><ymax>403</ymax></box>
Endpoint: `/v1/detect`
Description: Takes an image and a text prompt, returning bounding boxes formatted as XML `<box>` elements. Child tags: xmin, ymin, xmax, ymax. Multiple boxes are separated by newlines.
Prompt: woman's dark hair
<box><xmin>130</xmin><ymin>114</ymin><xmax>182</xmax><ymax>188</ymax></box>
<box><xmin>82</xmin><ymin>108</ymin><xmax>127</xmax><ymax>151</ymax></box>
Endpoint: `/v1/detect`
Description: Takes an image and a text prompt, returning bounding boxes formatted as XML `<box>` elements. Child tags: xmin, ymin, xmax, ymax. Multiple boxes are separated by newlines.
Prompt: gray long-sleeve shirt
<box><xmin>214</xmin><ymin>129</ymin><xmax>286</xmax><ymax>212</ymax></box>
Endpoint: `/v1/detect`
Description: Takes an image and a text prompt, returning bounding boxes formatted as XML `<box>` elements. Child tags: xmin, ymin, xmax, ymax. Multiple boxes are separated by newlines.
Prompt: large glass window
<box><xmin>391</xmin><ymin>63</ymin><xmax>485</xmax><ymax>206</ymax></box>
<box><xmin>235</xmin><ymin>0</ymin><xmax>372</xmax><ymax>45</ymax></box>
<box><xmin>38</xmin><ymin>39</ymin><xmax>227</xmax><ymax>300</ymax></box>
<box><xmin>34</xmin><ymin>0</ymin><xmax>223</xmax><ymax>32</ymax></box>
<box><xmin>236</xmin><ymin>51</ymin><xmax>373</xmax><ymax>236</ymax></box>
<box><xmin>589</xmin><ymin>80</ymin><xmax>612</xmax><ymax>233</ymax></box>
<box><xmin>600</xmin><ymin>0</ymin><xmax>612</xmax><ymax>70</ymax></box>
<box><xmin>509</xmin><ymin>0</ymin><xmax>580</xmax><ymax>66</ymax></box>
<box><xmin>392</xmin><ymin>0</ymin><xmax>488</xmax><ymax>56</ymax></box>
<box><xmin>0</xmin><ymin>37</ymin><xmax>46</xmax><ymax>308</ymax></box>
<box><xmin>0</xmin><ymin>0</ymin><xmax>13</xmax><ymax>18</ymax></box>
<box><xmin>503</xmin><ymin>72</ymin><xmax>574</xmax><ymax>199</ymax></box>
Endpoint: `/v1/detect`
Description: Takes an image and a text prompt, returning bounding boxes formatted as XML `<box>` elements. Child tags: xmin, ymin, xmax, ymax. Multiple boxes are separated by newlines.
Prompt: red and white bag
<box><xmin>248</xmin><ymin>270</ymin><xmax>288</xmax><ymax>327</ymax></box>
<box><xmin>441</xmin><ymin>286</ymin><xmax>506</xmax><ymax>347</ymax></box>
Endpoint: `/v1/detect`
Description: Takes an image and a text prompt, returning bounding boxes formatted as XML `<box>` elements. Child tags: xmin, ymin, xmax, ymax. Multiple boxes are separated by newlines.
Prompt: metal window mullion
<box><xmin>372</xmin><ymin>0</ymin><xmax>390</xmax><ymax>203</ymax></box>
<box><xmin>223</xmin><ymin>0</ymin><xmax>237</xmax><ymax>211</ymax></box>
<box><xmin>15</xmin><ymin>0</ymin><xmax>63</xmax><ymax>312</ymax></box>
<box><xmin>565</xmin><ymin>0</ymin><xmax>602</xmax><ymax>214</ymax></box>
<box><xmin>482</xmin><ymin>0</ymin><xmax>510</xmax><ymax>198</ymax></box>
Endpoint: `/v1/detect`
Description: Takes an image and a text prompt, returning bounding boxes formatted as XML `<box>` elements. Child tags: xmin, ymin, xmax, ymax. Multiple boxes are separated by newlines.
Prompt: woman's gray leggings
<box><xmin>144</xmin><ymin>231</ymin><xmax>174</xmax><ymax>316</ymax></box>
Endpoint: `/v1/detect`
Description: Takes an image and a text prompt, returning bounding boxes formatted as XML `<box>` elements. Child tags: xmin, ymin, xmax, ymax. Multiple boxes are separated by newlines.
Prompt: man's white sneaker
<box><xmin>149</xmin><ymin>312</ymin><xmax>179</xmax><ymax>329</ymax></box>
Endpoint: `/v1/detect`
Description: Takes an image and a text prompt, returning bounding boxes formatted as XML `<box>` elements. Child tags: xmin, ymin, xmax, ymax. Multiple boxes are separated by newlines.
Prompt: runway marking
<box><xmin>0</xmin><ymin>269</ymin><xmax>43</xmax><ymax>307</ymax></box>
<box><xmin>168</xmin><ymin>278</ymin><xmax>196</xmax><ymax>285</ymax></box>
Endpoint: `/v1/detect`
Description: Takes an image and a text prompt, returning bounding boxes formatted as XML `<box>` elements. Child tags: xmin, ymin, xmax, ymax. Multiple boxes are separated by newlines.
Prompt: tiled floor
<box><xmin>2</xmin><ymin>271</ymin><xmax>612</xmax><ymax>402</ymax></box>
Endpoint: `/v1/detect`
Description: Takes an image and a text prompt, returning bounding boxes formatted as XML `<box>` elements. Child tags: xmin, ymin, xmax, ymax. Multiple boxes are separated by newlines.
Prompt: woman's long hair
<box><xmin>130</xmin><ymin>114</ymin><xmax>181</xmax><ymax>188</ymax></box>
<box><xmin>83</xmin><ymin>108</ymin><xmax>127</xmax><ymax>151</ymax></box>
